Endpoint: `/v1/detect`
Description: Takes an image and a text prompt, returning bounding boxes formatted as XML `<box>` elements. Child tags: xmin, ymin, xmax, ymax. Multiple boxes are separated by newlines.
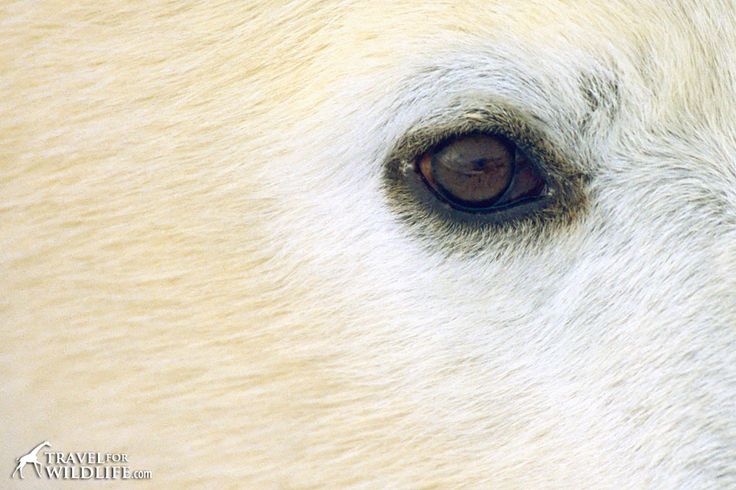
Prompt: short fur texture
<box><xmin>2</xmin><ymin>1</ymin><xmax>735</xmax><ymax>487</ymax></box>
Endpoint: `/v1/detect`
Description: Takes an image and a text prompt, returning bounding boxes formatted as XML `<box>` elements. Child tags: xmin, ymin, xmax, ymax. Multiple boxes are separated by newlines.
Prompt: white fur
<box><xmin>2</xmin><ymin>1</ymin><xmax>735</xmax><ymax>487</ymax></box>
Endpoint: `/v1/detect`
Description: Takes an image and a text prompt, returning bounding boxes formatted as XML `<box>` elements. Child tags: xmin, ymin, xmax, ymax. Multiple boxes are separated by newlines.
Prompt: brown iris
<box><xmin>417</xmin><ymin>134</ymin><xmax>546</xmax><ymax>211</ymax></box>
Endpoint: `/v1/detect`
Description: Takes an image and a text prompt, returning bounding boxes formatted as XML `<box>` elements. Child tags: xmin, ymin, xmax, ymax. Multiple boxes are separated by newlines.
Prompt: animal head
<box><xmin>2</xmin><ymin>1</ymin><xmax>735</xmax><ymax>487</ymax></box>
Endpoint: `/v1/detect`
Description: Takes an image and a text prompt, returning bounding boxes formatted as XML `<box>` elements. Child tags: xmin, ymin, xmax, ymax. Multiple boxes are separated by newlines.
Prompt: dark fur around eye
<box><xmin>382</xmin><ymin>102</ymin><xmax>591</xmax><ymax>250</ymax></box>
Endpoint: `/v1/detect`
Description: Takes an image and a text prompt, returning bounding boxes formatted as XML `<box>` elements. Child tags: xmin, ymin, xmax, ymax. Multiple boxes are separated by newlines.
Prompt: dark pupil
<box><xmin>431</xmin><ymin>135</ymin><xmax>515</xmax><ymax>208</ymax></box>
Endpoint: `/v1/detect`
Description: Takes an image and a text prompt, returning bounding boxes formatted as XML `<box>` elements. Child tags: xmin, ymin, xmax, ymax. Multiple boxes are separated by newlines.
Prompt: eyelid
<box><xmin>382</xmin><ymin>102</ymin><xmax>590</xmax><ymax>236</ymax></box>
<box><xmin>394</xmin><ymin>108</ymin><xmax>546</xmax><ymax>178</ymax></box>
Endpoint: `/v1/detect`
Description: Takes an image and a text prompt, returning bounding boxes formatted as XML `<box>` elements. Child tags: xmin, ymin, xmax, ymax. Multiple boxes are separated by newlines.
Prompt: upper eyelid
<box><xmin>385</xmin><ymin>97</ymin><xmax>596</xmax><ymax>187</ymax></box>
<box><xmin>388</xmin><ymin>103</ymin><xmax>555</xmax><ymax>179</ymax></box>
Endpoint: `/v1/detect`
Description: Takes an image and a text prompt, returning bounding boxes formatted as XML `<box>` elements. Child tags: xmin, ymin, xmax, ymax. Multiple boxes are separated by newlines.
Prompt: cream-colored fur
<box><xmin>2</xmin><ymin>1</ymin><xmax>735</xmax><ymax>488</ymax></box>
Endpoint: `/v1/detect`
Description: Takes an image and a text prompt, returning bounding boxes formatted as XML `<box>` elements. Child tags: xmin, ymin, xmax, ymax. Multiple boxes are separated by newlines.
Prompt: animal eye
<box><xmin>416</xmin><ymin>134</ymin><xmax>546</xmax><ymax>212</ymax></box>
